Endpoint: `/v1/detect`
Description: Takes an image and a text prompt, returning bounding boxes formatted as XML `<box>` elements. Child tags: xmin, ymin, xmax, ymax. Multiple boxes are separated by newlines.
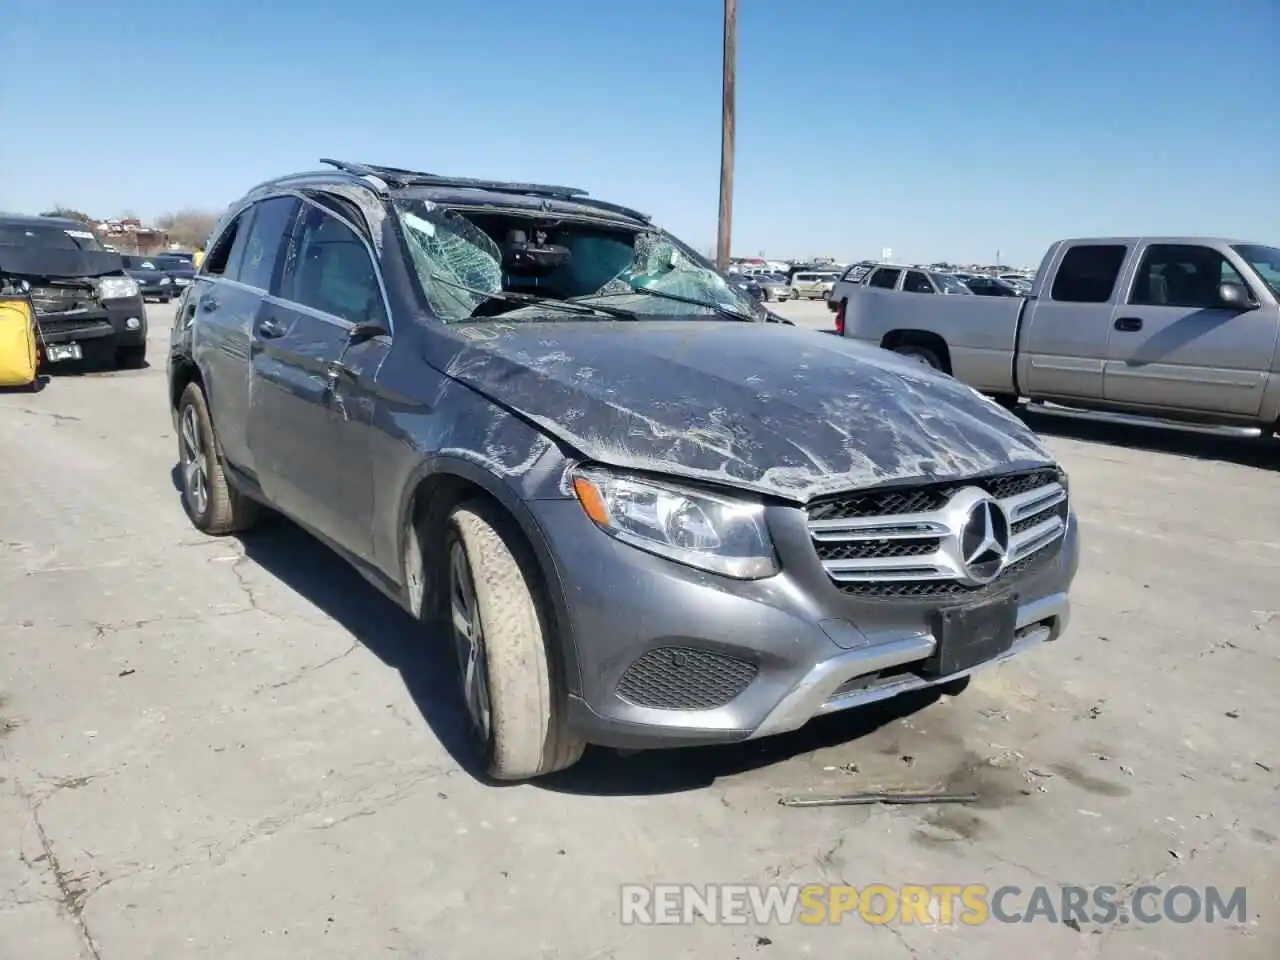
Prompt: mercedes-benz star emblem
<box><xmin>959</xmin><ymin>497</ymin><xmax>1010</xmax><ymax>584</ymax></box>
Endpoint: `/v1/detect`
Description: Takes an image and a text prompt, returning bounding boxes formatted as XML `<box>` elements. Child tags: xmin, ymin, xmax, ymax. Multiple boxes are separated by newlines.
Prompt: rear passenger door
<box><xmin>1018</xmin><ymin>243</ymin><xmax>1127</xmax><ymax>400</ymax></box>
<box><xmin>248</xmin><ymin>199</ymin><xmax>390</xmax><ymax>559</ymax></box>
<box><xmin>188</xmin><ymin>206</ymin><xmax>267</xmax><ymax>475</ymax></box>
<box><xmin>1104</xmin><ymin>242</ymin><xmax>1273</xmax><ymax>416</ymax></box>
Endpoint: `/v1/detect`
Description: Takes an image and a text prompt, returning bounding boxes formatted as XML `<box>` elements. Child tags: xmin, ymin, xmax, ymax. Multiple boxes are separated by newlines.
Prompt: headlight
<box><xmin>98</xmin><ymin>276</ymin><xmax>140</xmax><ymax>300</ymax></box>
<box><xmin>571</xmin><ymin>468</ymin><xmax>777</xmax><ymax>579</ymax></box>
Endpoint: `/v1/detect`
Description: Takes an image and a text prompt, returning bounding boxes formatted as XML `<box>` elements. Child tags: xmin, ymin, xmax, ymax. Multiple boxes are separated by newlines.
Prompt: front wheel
<box><xmin>445</xmin><ymin>502</ymin><xmax>585</xmax><ymax>781</ymax></box>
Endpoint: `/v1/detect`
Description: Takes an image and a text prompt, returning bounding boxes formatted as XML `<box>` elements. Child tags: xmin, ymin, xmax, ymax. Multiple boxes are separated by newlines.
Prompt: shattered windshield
<box><xmin>394</xmin><ymin>199</ymin><xmax>760</xmax><ymax>322</ymax></box>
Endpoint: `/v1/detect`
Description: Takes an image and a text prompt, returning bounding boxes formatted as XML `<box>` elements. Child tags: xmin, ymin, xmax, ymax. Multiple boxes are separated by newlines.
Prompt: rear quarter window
<box><xmin>1050</xmin><ymin>245</ymin><xmax>1127</xmax><ymax>303</ymax></box>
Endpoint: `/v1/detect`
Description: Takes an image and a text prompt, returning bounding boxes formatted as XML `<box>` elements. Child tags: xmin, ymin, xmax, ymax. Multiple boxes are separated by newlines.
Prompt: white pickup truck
<box><xmin>835</xmin><ymin>237</ymin><xmax>1280</xmax><ymax>432</ymax></box>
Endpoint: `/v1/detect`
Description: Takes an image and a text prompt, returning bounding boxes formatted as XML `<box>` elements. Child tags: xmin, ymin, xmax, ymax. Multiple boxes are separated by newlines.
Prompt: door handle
<box><xmin>1114</xmin><ymin>317</ymin><xmax>1143</xmax><ymax>332</ymax></box>
<box><xmin>199</xmin><ymin>296</ymin><xmax>219</xmax><ymax>312</ymax></box>
<box><xmin>258</xmin><ymin>317</ymin><xmax>286</xmax><ymax>340</ymax></box>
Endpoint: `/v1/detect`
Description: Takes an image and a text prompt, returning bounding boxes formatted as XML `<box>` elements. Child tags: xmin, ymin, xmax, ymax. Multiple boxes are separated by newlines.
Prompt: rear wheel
<box><xmin>893</xmin><ymin>344</ymin><xmax>945</xmax><ymax>370</ymax></box>
<box><xmin>176</xmin><ymin>383</ymin><xmax>261</xmax><ymax>535</ymax></box>
<box><xmin>445</xmin><ymin>501</ymin><xmax>585</xmax><ymax>781</ymax></box>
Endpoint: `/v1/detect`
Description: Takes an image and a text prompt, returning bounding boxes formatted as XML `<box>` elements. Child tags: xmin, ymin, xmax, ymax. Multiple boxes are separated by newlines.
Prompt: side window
<box><xmin>903</xmin><ymin>270</ymin><xmax>934</xmax><ymax>294</ymax></box>
<box><xmin>279</xmin><ymin>204</ymin><xmax>386</xmax><ymax>325</ymax></box>
<box><xmin>868</xmin><ymin>268</ymin><xmax>901</xmax><ymax>289</ymax></box>
<box><xmin>1050</xmin><ymin>245</ymin><xmax>1127</xmax><ymax>303</ymax></box>
<box><xmin>1129</xmin><ymin>244</ymin><xmax>1247</xmax><ymax>309</ymax></box>
<box><xmin>236</xmin><ymin>197</ymin><xmax>300</xmax><ymax>291</ymax></box>
<box><xmin>202</xmin><ymin>211</ymin><xmax>253</xmax><ymax>279</ymax></box>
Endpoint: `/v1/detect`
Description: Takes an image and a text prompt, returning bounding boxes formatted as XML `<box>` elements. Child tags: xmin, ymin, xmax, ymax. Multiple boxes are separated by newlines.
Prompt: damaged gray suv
<box><xmin>168</xmin><ymin>160</ymin><xmax>1079</xmax><ymax>780</ymax></box>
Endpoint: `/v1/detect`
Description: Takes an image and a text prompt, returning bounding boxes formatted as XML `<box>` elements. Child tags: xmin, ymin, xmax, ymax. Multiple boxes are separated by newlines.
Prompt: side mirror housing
<box><xmin>1218</xmin><ymin>281</ymin><xmax>1257</xmax><ymax>311</ymax></box>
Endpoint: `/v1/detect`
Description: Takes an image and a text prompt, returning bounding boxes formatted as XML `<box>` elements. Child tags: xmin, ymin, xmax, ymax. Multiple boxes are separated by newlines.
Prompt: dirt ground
<box><xmin>1</xmin><ymin>301</ymin><xmax>1276</xmax><ymax>959</ymax></box>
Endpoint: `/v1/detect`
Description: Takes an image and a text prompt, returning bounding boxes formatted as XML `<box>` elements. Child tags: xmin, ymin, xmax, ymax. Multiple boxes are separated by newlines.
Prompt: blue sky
<box><xmin>1</xmin><ymin>0</ymin><xmax>1275</xmax><ymax>264</ymax></box>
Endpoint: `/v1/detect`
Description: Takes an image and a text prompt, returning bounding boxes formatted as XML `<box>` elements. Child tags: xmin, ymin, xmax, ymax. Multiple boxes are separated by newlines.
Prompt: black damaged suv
<box><xmin>168</xmin><ymin>160</ymin><xmax>1078</xmax><ymax>781</ymax></box>
<box><xmin>0</xmin><ymin>214</ymin><xmax>148</xmax><ymax>368</ymax></box>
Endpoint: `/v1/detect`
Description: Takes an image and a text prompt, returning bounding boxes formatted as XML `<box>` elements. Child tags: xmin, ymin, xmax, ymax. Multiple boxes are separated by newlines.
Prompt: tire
<box><xmin>176</xmin><ymin>382</ymin><xmax>261</xmax><ymax>535</ymax></box>
<box><xmin>893</xmin><ymin>344</ymin><xmax>945</xmax><ymax>371</ymax></box>
<box><xmin>116</xmin><ymin>343</ymin><xmax>147</xmax><ymax>369</ymax></box>
<box><xmin>445</xmin><ymin>501</ymin><xmax>585</xmax><ymax>780</ymax></box>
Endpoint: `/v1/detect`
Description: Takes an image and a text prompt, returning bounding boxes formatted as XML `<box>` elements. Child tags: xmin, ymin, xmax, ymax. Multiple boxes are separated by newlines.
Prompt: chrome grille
<box><xmin>807</xmin><ymin>469</ymin><xmax>1068</xmax><ymax>599</ymax></box>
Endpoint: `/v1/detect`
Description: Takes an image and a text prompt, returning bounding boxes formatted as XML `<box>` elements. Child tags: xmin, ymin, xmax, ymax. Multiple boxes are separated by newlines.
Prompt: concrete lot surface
<box><xmin>1</xmin><ymin>302</ymin><xmax>1277</xmax><ymax>959</ymax></box>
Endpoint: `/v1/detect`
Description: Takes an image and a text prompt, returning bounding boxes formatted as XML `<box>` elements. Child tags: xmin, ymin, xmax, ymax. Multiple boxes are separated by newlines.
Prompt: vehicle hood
<box><xmin>436</xmin><ymin>320</ymin><xmax>1054</xmax><ymax>502</ymax></box>
<box><xmin>0</xmin><ymin>245</ymin><xmax>124</xmax><ymax>279</ymax></box>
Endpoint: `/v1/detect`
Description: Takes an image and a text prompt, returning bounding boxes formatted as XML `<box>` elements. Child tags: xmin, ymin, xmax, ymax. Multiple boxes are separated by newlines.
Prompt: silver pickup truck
<box><xmin>836</xmin><ymin>238</ymin><xmax>1280</xmax><ymax>432</ymax></box>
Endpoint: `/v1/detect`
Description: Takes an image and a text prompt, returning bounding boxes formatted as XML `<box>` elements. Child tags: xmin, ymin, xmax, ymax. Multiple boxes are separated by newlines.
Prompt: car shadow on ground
<box><xmin>1019</xmin><ymin>406</ymin><xmax>1279</xmax><ymax>471</ymax></box>
<box><xmin>168</xmin><ymin>467</ymin><xmax>941</xmax><ymax>796</ymax></box>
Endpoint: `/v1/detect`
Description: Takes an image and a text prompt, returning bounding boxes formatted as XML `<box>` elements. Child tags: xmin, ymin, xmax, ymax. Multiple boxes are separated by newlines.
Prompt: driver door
<box><xmin>1104</xmin><ymin>242</ymin><xmax>1273</xmax><ymax>417</ymax></box>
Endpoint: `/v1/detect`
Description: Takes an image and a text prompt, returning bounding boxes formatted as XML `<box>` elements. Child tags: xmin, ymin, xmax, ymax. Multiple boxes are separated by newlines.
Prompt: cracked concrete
<box><xmin>1</xmin><ymin>300</ymin><xmax>1277</xmax><ymax>959</ymax></box>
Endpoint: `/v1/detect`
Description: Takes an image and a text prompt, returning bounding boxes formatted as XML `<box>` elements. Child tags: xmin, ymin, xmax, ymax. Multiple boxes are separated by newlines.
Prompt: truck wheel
<box><xmin>176</xmin><ymin>383</ymin><xmax>261</xmax><ymax>535</ymax></box>
<box><xmin>445</xmin><ymin>501</ymin><xmax>585</xmax><ymax>781</ymax></box>
<box><xmin>894</xmin><ymin>344</ymin><xmax>945</xmax><ymax>370</ymax></box>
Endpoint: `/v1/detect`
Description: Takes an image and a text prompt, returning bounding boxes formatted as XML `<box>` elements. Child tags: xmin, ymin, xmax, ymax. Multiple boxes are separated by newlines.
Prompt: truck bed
<box><xmin>842</xmin><ymin>288</ymin><xmax>1025</xmax><ymax>394</ymax></box>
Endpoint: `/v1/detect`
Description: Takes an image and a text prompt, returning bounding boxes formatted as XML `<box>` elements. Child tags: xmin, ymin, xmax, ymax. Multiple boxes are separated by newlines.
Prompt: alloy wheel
<box><xmin>179</xmin><ymin>404</ymin><xmax>209</xmax><ymax>518</ymax></box>
<box><xmin>449</xmin><ymin>540</ymin><xmax>493</xmax><ymax>744</ymax></box>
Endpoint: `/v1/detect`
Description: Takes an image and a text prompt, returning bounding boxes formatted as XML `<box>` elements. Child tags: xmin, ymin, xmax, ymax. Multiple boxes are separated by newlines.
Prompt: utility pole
<box><xmin>716</xmin><ymin>0</ymin><xmax>737</xmax><ymax>272</ymax></box>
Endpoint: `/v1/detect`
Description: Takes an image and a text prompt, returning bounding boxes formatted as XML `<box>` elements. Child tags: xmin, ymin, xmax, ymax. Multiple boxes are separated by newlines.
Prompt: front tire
<box><xmin>176</xmin><ymin>383</ymin><xmax>261</xmax><ymax>535</ymax></box>
<box><xmin>445</xmin><ymin>501</ymin><xmax>585</xmax><ymax>781</ymax></box>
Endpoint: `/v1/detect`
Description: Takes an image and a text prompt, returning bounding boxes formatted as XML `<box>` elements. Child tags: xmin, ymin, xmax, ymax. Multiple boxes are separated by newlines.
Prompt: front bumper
<box><xmin>36</xmin><ymin>296</ymin><xmax>148</xmax><ymax>347</ymax></box>
<box><xmin>532</xmin><ymin>497</ymin><xmax>1079</xmax><ymax>750</ymax></box>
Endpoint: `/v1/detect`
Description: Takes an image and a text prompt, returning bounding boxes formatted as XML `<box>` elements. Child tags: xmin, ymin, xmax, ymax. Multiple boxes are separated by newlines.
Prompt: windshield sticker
<box><xmin>63</xmin><ymin>230</ymin><xmax>96</xmax><ymax>239</ymax></box>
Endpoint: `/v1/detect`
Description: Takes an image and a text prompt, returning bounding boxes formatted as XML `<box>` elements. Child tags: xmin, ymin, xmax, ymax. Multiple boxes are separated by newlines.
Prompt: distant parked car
<box><xmin>790</xmin><ymin>271</ymin><xmax>839</xmax><ymax>300</ymax></box>
<box><xmin>729</xmin><ymin>275</ymin><xmax>764</xmax><ymax>301</ymax></box>
<box><xmin>122</xmin><ymin>255</ymin><xmax>178</xmax><ymax>302</ymax></box>
<box><xmin>963</xmin><ymin>276</ymin><xmax>1021</xmax><ymax>297</ymax></box>
<box><xmin>828</xmin><ymin>265</ymin><xmax>971</xmax><ymax>336</ymax></box>
<box><xmin>153</xmin><ymin>255</ymin><xmax>196</xmax><ymax>295</ymax></box>
<box><xmin>756</xmin><ymin>273</ymin><xmax>792</xmax><ymax>302</ymax></box>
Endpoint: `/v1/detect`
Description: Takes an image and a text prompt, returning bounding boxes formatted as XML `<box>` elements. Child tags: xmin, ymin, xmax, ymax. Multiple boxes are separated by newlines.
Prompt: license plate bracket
<box><xmin>923</xmin><ymin>596</ymin><xmax>1018</xmax><ymax>678</ymax></box>
<box><xmin>45</xmin><ymin>343</ymin><xmax>83</xmax><ymax>363</ymax></box>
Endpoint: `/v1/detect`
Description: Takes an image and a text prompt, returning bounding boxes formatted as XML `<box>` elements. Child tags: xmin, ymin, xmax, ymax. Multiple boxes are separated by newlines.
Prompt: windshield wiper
<box><xmin>427</xmin><ymin>273</ymin><xmax>639</xmax><ymax>321</ymax></box>
<box><xmin>579</xmin><ymin>286</ymin><xmax>757</xmax><ymax>322</ymax></box>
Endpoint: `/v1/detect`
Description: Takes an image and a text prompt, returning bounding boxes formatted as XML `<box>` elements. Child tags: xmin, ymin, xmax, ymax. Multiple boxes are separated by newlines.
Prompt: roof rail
<box><xmin>317</xmin><ymin>159</ymin><xmax>652</xmax><ymax>223</ymax></box>
<box><xmin>319</xmin><ymin>159</ymin><xmax>587</xmax><ymax>199</ymax></box>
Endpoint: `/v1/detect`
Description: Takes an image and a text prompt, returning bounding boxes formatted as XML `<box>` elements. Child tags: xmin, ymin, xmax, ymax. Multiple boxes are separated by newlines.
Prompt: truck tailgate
<box><xmin>846</xmin><ymin>290</ymin><xmax>1024</xmax><ymax>393</ymax></box>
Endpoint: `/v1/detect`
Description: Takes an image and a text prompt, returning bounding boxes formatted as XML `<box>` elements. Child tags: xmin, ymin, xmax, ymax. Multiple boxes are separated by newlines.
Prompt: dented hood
<box><xmin>439</xmin><ymin>319</ymin><xmax>1055</xmax><ymax>502</ymax></box>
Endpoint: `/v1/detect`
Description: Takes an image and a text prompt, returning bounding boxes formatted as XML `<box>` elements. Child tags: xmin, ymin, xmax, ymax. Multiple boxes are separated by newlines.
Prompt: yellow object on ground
<box><xmin>0</xmin><ymin>295</ymin><xmax>39</xmax><ymax>388</ymax></box>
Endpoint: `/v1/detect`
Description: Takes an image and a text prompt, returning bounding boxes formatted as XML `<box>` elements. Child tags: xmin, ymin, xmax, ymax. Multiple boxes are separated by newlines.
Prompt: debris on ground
<box><xmin>779</xmin><ymin>792</ymin><xmax>979</xmax><ymax>808</ymax></box>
